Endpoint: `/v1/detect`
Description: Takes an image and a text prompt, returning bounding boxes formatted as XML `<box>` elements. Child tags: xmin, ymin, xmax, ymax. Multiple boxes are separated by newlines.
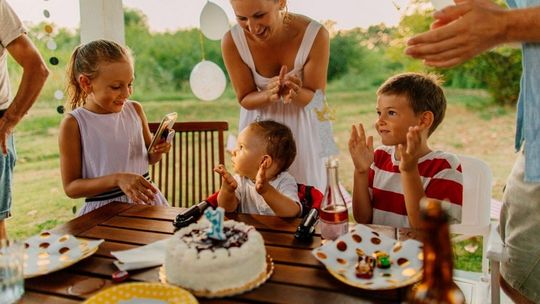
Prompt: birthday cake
<box><xmin>164</xmin><ymin>219</ymin><xmax>267</xmax><ymax>293</ymax></box>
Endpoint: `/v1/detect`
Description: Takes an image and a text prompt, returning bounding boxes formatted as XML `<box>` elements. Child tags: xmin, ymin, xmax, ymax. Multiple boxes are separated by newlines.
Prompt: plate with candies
<box><xmin>312</xmin><ymin>224</ymin><xmax>423</xmax><ymax>290</ymax></box>
<box><xmin>23</xmin><ymin>231</ymin><xmax>103</xmax><ymax>278</ymax></box>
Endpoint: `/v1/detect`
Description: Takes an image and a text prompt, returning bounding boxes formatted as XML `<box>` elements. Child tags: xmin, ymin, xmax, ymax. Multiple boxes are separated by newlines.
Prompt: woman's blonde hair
<box><xmin>66</xmin><ymin>39</ymin><xmax>132</xmax><ymax>110</ymax></box>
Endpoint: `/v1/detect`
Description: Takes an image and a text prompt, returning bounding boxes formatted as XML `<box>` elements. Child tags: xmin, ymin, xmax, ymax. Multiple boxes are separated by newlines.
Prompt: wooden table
<box><xmin>21</xmin><ymin>202</ymin><xmax>419</xmax><ymax>303</ymax></box>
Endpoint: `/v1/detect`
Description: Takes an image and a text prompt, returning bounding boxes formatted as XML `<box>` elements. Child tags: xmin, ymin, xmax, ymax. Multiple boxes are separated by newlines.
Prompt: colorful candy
<box><xmin>373</xmin><ymin>251</ymin><xmax>391</xmax><ymax>269</ymax></box>
<box><xmin>355</xmin><ymin>249</ymin><xmax>375</xmax><ymax>279</ymax></box>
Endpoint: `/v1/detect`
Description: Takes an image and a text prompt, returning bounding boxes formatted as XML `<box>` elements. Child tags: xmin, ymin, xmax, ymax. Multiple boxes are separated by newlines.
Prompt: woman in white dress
<box><xmin>222</xmin><ymin>0</ymin><xmax>333</xmax><ymax>192</ymax></box>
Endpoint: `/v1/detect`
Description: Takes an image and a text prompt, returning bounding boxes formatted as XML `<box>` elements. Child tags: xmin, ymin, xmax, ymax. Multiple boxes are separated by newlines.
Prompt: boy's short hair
<box><xmin>249</xmin><ymin>120</ymin><xmax>296</xmax><ymax>173</ymax></box>
<box><xmin>377</xmin><ymin>72</ymin><xmax>446</xmax><ymax>136</ymax></box>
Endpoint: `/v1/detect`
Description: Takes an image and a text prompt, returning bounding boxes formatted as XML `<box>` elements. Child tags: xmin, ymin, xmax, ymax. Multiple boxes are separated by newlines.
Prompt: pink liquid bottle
<box><xmin>319</xmin><ymin>157</ymin><xmax>349</xmax><ymax>240</ymax></box>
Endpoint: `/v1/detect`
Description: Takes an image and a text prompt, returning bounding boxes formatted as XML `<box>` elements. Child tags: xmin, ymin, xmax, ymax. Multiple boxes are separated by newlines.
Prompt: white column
<box><xmin>79</xmin><ymin>0</ymin><xmax>125</xmax><ymax>45</ymax></box>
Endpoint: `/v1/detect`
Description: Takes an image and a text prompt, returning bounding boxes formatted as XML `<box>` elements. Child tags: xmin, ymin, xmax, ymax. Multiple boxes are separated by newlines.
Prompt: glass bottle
<box><xmin>319</xmin><ymin>157</ymin><xmax>349</xmax><ymax>240</ymax></box>
<box><xmin>409</xmin><ymin>198</ymin><xmax>465</xmax><ymax>304</ymax></box>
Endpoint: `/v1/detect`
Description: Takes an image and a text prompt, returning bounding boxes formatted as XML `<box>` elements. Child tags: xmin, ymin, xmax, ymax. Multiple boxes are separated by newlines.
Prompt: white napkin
<box><xmin>111</xmin><ymin>238</ymin><xmax>170</xmax><ymax>271</ymax></box>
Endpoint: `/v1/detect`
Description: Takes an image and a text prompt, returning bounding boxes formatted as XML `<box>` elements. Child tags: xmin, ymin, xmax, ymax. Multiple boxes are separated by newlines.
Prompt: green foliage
<box><xmin>466</xmin><ymin>47</ymin><xmax>521</xmax><ymax>106</ymax></box>
<box><xmin>329</xmin><ymin>26</ymin><xmax>402</xmax><ymax>90</ymax></box>
<box><xmin>385</xmin><ymin>3</ymin><xmax>433</xmax><ymax>73</ymax></box>
<box><xmin>387</xmin><ymin>0</ymin><xmax>522</xmax><ymax>106</ymax></box>
<box><xmin>11</xmin><ymin>2</ymin><xmax>522</xmax><ymax>108</ymax></box>
<box><xmin>124</xmin><ymin>8</ymin><xmax>224</xmax><ymax>100</ymax></box>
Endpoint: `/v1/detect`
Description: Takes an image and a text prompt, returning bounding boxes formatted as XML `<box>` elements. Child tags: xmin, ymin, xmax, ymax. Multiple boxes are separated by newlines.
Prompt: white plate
<box><xmin>312</xmin><ymin>224</ymin><xmax>423</xmax><ymax>290</ymax></box>
<box><xmin>23</xmin><ymin>231</ymin><xmax>103</xmax><ymax>278</ymax></box>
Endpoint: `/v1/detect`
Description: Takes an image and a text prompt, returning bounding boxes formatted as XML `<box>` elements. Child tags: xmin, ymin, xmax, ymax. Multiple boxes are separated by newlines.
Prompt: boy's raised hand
<box><xmin>348</xmin><ymin>123</ymin><xmax>374</xmax><ymax>174</ymax></box>
<box><xmin>214</xmin><ymin>164</ymin><xmax>238</xmax><ymax>191</ymax></box>
<box><xmin>397</xmin><ymin>126</ymin><xmax>424</xmax><ymax>172</ymax></box>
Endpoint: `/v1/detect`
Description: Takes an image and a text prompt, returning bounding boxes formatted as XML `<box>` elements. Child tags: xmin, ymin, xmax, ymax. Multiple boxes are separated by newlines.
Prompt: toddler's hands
<box><xmin>214</xmin><ymin>164</ymin><xmax>237</xmax><ymax>191</ymax></box>
<box><xmin>117</xmin><ymin>173</ymin><xmax>157</xmax><ymax>204</ymax></box>
<box><xmin>348</xmin><ymin>123</ymin><xmax>374</xmax><ymax>174</ymax></box>
<box><xmin>255</xmin><ymin>158</ymin><xmax>270</xmax><ymax>194</ymax></box>
<box><xmin>397</xmin><ymin>126</ymin><xmax>424</xmax><ymax>173</ymax></box>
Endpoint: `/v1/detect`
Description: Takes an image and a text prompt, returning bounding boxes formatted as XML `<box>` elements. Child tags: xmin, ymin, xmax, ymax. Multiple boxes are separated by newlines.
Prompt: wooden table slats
<box><xmin>22</xmin><ymin>202</ymin><xmax>416</xmax><ymax>303</ymax></box>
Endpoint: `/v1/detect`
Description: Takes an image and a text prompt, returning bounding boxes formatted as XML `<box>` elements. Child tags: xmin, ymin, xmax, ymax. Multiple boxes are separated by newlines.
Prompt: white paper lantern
<box><xmin>200</xmin><ymin>1</ymin><xmax>229</xmax><ymax>40</ymax></box>
<box><xmin>189</xmin><ymin>60</ymin><xmax>226</xmax><ymax>101</ymax></box>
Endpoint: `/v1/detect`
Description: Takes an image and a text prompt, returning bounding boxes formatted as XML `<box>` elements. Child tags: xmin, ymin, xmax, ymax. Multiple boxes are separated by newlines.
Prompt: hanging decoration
<box><xmin>41</xmin><ymin>0</ymin><xmax>65</xmax><ymax>114</ymax></box>
<box><xmin>199</xmin><ymin>1</ymin><xmax>229</xmax><ymax>41</ymax></box>
<box><xmin>190</xmin><ymin>60</ymin><xmax>226</xmax><ymax>101</ymax></box>
<box><xmin>189</xmin><ymin>1</ymin><xmax>229</xmax><ymax>101</ymax></box>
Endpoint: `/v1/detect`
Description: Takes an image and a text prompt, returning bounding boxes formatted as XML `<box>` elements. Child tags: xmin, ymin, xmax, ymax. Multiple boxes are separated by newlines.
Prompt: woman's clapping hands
<box><xmin>265</xmin><ymin>65</ymin><xmax>302</xmax><ymax>104</ymax></box>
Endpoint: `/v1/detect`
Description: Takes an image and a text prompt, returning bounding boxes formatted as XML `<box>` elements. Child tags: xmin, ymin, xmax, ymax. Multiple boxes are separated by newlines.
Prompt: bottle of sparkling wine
<box><xmin>409</xmin><ymin>198</ymin><xmax>465</xmax><ymax>304</ymax></box>
<box><xmin>319</xmin><ymin>157</ymin><xmax>349</xmax><ymax>240</ymax></box>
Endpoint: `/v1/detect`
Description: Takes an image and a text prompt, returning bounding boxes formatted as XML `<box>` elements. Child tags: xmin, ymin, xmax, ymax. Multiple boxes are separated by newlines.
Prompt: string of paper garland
<box><xmin>189</xmin><ymin>1</ymin><xmax>229</xmax><ymax>101</ymax></box>
<box><xmin>41</xmin><ymin>0</ymin><xmax>65</xmax><ymax>114</ymax></box>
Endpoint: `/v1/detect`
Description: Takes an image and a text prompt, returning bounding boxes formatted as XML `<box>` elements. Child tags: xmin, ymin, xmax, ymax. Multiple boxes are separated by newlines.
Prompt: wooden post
<box><xmin>79</xmin><ymin>0</ymin><xmax>125</xmax><ymax>45</ymax></box>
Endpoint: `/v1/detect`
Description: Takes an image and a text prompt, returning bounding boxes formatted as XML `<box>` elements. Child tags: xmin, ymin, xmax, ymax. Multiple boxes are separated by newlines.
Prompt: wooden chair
<box><xmin>148</xmin><ymin>121</ymin><xmax>228</xmax><ymax>207</ymax></box>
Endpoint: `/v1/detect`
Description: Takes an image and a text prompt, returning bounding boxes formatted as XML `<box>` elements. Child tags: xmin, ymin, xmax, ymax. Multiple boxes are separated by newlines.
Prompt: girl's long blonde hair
<box><xmin>66</xmin><ymin>39</ymin><xmax>132</xmax><ymax>110</ymax></box>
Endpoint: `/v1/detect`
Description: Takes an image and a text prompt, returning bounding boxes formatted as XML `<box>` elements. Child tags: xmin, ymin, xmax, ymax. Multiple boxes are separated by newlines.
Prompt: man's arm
<box><xmin>406</xmin><ymin>0</ymin><xmax>540</xmax><ymax>67</ymax></box>
<box><xmin>4</xmin><ymin>34</ymin><xmax>49</xmax><ymax>125</ymax></box>
<box><xmin>504</xmin><ymin>6</ymin><xmax>540</xmax><ymax>42</ymax></box>
<box><xmin>0</xmin><ymin>34</ymin><xmax>49</xmax><ymax>153</ymax></box>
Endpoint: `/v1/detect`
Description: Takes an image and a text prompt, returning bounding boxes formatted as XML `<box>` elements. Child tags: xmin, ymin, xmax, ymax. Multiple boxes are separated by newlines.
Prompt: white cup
<box><xmin>0</xmin><ymin>240</ymin><xmax>24</xmax><ymax>304</ymax></box>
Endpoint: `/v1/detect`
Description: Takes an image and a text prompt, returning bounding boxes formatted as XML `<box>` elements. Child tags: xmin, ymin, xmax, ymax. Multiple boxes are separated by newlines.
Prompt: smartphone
<box><xmin>148</xmin><ymin>112</ymin><xmax>177</xmax><ymax>152</ymax></box>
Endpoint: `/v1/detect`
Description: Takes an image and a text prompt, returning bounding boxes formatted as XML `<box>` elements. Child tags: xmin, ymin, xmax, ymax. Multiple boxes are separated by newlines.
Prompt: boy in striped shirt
<box><xmin>348</xmin><ymin>73</ymin><xmax>462</xmax><ymax>228</ymax></box>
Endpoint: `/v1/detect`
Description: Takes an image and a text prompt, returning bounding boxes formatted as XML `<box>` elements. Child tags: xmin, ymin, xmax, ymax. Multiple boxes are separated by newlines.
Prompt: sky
<box><xmin>8</xmin><ymin>0</ymin><xmax>413</xmax><ymax>32</ymax></box>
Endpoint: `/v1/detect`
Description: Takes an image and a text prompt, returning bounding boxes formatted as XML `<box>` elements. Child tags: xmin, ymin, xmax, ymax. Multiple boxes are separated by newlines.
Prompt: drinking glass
<box><xmin>0</xmin><ymin>240</ymin><xmax>24</xmax><ymax>304</ymax></box>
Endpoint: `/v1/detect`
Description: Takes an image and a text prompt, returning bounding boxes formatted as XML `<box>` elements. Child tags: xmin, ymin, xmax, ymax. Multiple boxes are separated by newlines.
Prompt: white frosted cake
<box><xmin>164</xmin><ymin>220</ymin><xmax>267</xmax><ymax>293</ymax></box>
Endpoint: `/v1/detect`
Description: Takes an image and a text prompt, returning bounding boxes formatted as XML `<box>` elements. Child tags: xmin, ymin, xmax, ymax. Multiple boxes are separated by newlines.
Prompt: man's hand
<box><xmin>0</xmin><ymin>117</ymin><xmax>15</xmax><ymax>155</ymax></box>
<box><xmin>406</xmin><ymin>0</ymin><xmax>507</xmax><ymax>67</ymax></box>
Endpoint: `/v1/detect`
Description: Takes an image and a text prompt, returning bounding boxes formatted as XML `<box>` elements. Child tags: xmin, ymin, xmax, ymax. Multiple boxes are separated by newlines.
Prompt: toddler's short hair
<box><xmin>249</xmin><ymin>120</ymin><xmax>296</xmax><ymax>173</ymax></box>
<box><xmin>377</xmin><ymin>72</ymin><xmax>446</xmax><ymax>135</ymax></box>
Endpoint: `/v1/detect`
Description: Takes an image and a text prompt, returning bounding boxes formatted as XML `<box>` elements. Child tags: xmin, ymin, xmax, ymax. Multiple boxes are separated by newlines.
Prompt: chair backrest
<box><xmin>455</xmin><ymin>155</ymin><xmax>492</xmax><ymax>229</ymax></box>
<box><xmin>149</xmin><ymin>121</ymin><xmax>228</xmax><ymax>207</ymax></box>
<box><xmin>451</xmin><ymin>154</ymin><xmax>493</xmax><ymax>276</ymax></box>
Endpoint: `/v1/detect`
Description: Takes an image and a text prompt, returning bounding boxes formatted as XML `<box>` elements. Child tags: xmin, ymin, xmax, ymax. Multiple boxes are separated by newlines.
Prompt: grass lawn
<box><xmin>6</xmin><ymin>86</ymin><xmax>516</xmax><ymax>272</ymax></box>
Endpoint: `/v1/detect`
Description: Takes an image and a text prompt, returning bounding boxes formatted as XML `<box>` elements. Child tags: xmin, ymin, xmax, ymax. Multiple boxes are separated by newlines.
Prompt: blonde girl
<box><xmin>59</xmin><ymin>39</ymin><xmax>169</xmax><ymax>215</ymax></box>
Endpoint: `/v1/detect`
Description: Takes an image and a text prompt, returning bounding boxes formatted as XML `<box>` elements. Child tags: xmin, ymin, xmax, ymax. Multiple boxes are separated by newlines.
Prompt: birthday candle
<box><xmin>204</xmin><ymin>207</ymin><xmax>226</xmax><ymax>240</ymax></box>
